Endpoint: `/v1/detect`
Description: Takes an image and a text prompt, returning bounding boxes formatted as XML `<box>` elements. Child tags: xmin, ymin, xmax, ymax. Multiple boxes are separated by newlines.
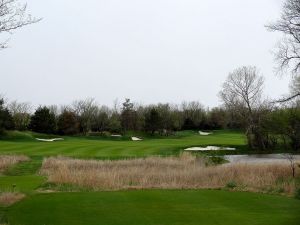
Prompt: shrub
<box><xmin>208</xmin><ymin>156</ymin><xmax>227</xmax><ymax>165</ymax></box>
<box><xmin>226</xmin><ymin>181</ymin><xmax>237</xmax><ymax>189</ymax></box>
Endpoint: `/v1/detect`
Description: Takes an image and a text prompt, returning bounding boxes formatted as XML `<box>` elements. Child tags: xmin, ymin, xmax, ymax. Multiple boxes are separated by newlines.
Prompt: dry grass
<box><xmin>0</xmin><ymin>155</ymin><xmax>29</xmax><ymax>173</ymax></box>
<box><xmin>0</xmin><ymin>192</ymin><xmax>25</xmax><ymax>206</ymax></box>
<box><xmin>40</xmin><ymin>153</ymin><xmax>300</xmax><ymax>194</ymax></box>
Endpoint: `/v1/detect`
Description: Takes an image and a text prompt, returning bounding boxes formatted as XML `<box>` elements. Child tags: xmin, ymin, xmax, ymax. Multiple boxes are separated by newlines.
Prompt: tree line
<box><xmin>0</xmin><ymin>98</ymin><xmax>229</xmax><ymax>136</ymax></box>
<box><xmin>0</xmin><ymin>85</ymin><xmax>300</xmax><ymax>152</ymax></box>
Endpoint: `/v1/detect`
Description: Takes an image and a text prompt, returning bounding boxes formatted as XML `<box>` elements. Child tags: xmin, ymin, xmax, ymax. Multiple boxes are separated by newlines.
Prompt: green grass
<box><xmin>1</xmin><ymin>130</ymin><xmax>298</xmax><ymax>225</ymax></box>
<box><xmin>0</xmin><ymin>156</ymin><xmax>45</xmax><ymax>193</ymax></box>
<box><xmin>4</xmin><ymin>157</ymin><xmax>42</xmax><ymax>176</ymax></box>
<box><xmin>0</xmin><ymin>175</ymin><xmax>44</xmax><ymax>193</ymax></box>
<box><xmin>6</xmin><ymin>190</ymin><xmax>300</xmax><ymax>225</ymax></box>
<box><xmin>0</xmin><ymin>130</ymin><xmax>246</xmax><ymax>158</ymax></box>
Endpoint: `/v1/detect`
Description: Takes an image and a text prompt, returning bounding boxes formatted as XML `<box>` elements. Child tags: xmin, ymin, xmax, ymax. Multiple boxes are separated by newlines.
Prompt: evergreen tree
<box><xmin>145</xmin><ymin>108</ymin><xmax>161</xmax><ymax>135</ymax></box>
<box><xmin>0</xmin><ymin>99</ymin><xmax>15</xmax><ymax>133</ymax></box>
<box><xmin>29</xmin><ymin>106</ymin><xmax>56</xmax><ymax>134</ymax></box>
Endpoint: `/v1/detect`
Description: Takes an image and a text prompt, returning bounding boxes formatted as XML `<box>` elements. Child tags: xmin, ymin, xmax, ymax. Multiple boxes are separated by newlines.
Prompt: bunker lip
<box><xmin>131</xmin><ymin>137</ymin><xmax>143</xmax><ymax>141</ymax></box>
<box><xmin>184</xmin><ymin>146</ymin><xmax>236</xmax><ymax>151</ymax></box>
<box><xmin>199</xmin><ymin>131</ymin><xmax>212</xmax><ymax>136</ymax></box>
<box><xmin>36</xmin><ymin>138</ymin><xmax>64</xmax><ymax>142</ymax></box>
<box><xmin>111</xmin><ymin>134</ymin><xmax>122</xmax><ymax>137</ymax></box>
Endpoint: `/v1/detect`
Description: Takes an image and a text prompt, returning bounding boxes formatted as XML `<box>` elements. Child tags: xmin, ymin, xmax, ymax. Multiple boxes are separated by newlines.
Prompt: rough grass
<box><xmin>40</xmin><ymin>154</ymin><xmax>299</xmax><ymax>194</ymax></box>
<box><xmin>0</xmin><ymin>192</ymin><xmax>25</xmax><ymax>206</ymax></box>
<box><xmin>0</xmin><ymin>155</ymin><xmax>29</xmax><ymax>173</ymax></box>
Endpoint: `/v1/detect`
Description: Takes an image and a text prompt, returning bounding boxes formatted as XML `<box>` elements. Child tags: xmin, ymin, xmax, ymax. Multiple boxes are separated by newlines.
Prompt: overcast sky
<box><xmin>0</xmin><ymin>0</ymin><xmax>290</xmax><ymax>108</ymax></box>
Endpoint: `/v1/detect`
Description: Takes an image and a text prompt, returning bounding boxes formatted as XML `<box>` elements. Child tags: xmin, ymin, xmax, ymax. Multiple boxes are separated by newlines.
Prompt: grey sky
<box><xmin>0</xmin><ymin>0</ymin><xmax>290</xmax><ymax>108</ymax></box>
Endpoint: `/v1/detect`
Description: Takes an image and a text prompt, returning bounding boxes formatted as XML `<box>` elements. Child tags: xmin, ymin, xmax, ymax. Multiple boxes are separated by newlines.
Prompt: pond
<box><xmin>223</xmin><ymin>154</ymin><xmax>300</xmax><ymax>164</ymax></box>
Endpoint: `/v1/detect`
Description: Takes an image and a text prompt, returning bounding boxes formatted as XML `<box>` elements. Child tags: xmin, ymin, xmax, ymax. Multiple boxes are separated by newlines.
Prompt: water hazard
<box><xmin>224</xmin><ymin>154</ymin><xmax>300</xmax><ymax>164</ymax></box>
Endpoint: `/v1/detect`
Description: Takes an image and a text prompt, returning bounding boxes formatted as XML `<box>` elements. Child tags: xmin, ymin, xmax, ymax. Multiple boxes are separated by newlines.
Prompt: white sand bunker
<box><xmin>131</xmin><ymin>137</ymin><xmax>143</xmax><ymax>141</ymax></box>
<box><xmin>184</xmin><ymin>146</ymin><xmax>236</xmax><ymax>151</ymax></box>
<box><xmin>199</xmin><ymin>131</ymin><xmax>212</xmax><ymax>136</ymax></box>
<box><xmin>36</xmin><ymin>138</ymin><xmax>64</xmax><ymax>142</ymax></box>
<box><xmin>111</xmin><ymin>134</ymin><xmax>122</xmax><ymax>137</ymax></box>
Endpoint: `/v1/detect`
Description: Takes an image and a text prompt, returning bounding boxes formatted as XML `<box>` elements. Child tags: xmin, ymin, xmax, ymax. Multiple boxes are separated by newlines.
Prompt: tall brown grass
<box><xmin>0</xmin><ymin>192</ymin><xmax>25</xmax><ymax>206</ymax></box>
<box><xmin>0</xmin><ymin>155</ymin><xmax>29</xmax><ymax>172</ymax></box>
<box><xmin>40</xmin><ymin>153</ymin><xmax>299</xmax><ymax>195</ymax></box>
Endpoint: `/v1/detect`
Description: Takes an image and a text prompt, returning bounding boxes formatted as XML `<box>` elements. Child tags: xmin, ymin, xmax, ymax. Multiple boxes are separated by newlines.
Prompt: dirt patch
<box><xmin>0</xmin><ymin>192</ymin><xmax>25</xmax><ymax>206</ymax></box>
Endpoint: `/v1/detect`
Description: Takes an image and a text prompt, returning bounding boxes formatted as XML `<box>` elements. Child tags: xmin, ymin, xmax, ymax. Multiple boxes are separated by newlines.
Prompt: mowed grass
<box><xmin>0</xmin><ymin>130</ymin><xmax>246</xmax><ymax>158</ymax></box>
<box><xmin>0</xmin><ymin>175</ymin><xmax>45</xmax><ymax>193</ymax></box>
<box><xmin>7</xmin><ymin>190</ymin><xmax>300</xmax><ymax>225</ymax></box>
<box><xmin>2</xmin><ymin>131</ymin><xmax>298</xmax><ymax>225</ymax></box>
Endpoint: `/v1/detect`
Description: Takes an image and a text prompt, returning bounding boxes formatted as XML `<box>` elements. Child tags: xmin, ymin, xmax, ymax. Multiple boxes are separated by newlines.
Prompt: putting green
<box><xmin>7</xmin><ymin>190</ymin><xmax>300</xmax><ymax>225</ymax></box>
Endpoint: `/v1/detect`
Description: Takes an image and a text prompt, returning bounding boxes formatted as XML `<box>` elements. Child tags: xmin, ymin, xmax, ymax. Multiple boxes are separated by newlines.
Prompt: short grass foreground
<box><xmin>7</xmin><ymin>190</ymin><xmax>300</xmax><ymax>225</ymax></box>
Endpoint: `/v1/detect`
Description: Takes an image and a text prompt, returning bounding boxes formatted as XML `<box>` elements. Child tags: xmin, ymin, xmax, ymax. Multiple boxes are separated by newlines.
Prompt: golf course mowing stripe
<box><xmin>7</xmin><ymin>190</ymin><xmax>300</xmax><ymax>225</ymax></box>
<box><xmin>1</xmin><ymin>130</ymin><xmax>246</xmax><ymax>158</ymax></box>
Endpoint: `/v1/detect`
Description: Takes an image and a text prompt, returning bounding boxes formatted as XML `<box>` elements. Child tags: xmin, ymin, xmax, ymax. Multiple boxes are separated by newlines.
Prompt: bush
<box><xmin>226</xmin><ymin>181</ymin><xmax>237</xmax><ymax>189</ymax></box>
<box><xmin>208</xmin><ymin>156</ymin><xmax>227</xmax><ymax>165</ymax></box>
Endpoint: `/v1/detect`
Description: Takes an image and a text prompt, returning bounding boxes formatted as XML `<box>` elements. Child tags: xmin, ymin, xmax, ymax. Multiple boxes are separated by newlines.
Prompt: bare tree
<box><xmin>181</xmin><ymin>101</ymin><xmax>205</xmax><ymax>128</ymax></box>
<box><xmin>267</xmin><ymin>0</ymin><xmax>300</xmax><ymax>73</ymax></box>
<box><xmin>72</xmin><ymin>98</ymin><xmax>98</xmax><ymax>134</ymax></box>
<box><xmin>266</xmin><ymin>0</ymin><xmax>300</xmax><ymax>102</ymax></box>
<box><xmin>219</xmin><ymin>66</ymin><xmax>265</xmax><ymax>148</ymax></box>
<box><xmin>269</xmin><ymin>75</ymin><xmax>300</xmax><ymax>103</ymax></box>
<box><xmin>48</xmin><ymin>105</ymin><xmax>60</xmax><ymax>118</ymax></box>
<box><xmin>219</xmin><ymin>66</ymin><xmax>264</xmax><ymax>112</ymax></box>
<box><xmin>121</xmin><ymin>98</ymin><xmax>136</xmax><ymax>133</ymax></box>
<box><xmin>8</xmin><ymin>100</ymin><xmax>31</xmax><ymax>130</ymax></box>
<box><xmin>0</xmin><ymin>0</ymin><xmax>41</xmax><ymax>48</ymax></box>
<box><xmin>92</xmin><ymin>105</ymin><xmax>110</xmax><ymax>132</ymax></box>
<box><xmin>284</xmin><ymin>153</ymin><xmax>297</xmax><ymax>178</ymax></box>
